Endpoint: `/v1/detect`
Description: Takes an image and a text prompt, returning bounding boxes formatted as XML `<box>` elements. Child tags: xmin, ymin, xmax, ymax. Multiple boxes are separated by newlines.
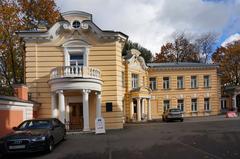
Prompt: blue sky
<box><xmin>56</xmin><ymin>0</ymin><xmax>240</xmax><ymax>53</ymax></box>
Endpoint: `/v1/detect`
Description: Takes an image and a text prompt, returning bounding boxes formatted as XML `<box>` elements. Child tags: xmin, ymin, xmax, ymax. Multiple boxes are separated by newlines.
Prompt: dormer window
<box><xmin>72</xmin><ymin>20</ymin><xmax>81</xmax><ymax>29</ymax></box>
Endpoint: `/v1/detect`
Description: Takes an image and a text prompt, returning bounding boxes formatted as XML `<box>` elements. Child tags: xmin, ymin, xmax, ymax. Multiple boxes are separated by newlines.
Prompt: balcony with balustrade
<box><xmin>48</xmin><ymin>66</ymin><xmax>102</xmax><ymax>93</ymax></box>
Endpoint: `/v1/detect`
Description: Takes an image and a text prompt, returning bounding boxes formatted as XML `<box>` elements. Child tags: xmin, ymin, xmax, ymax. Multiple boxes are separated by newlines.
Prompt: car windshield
<box><xmin>169</xmin><ymin>109</ymin><xmax>181</xmax><ymax>112</ymax></box>
<box><xmin>17</xmin><ymin>120</ymin><xmax>51</xmax><ymax>130</ymax></box>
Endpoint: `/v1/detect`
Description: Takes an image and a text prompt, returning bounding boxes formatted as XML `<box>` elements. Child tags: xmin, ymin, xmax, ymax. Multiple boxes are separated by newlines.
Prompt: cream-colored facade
<box><xmin>18</xmin><ymin>11</ymin><xmax>221</xmax><ymax>131</ymax></box>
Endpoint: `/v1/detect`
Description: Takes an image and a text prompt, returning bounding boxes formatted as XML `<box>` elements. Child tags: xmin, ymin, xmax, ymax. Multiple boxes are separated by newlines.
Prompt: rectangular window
<box><xmin>177</xmin><ymin>99</ymin><xmax>184</xmax><ymax>112</ymax></box>
<box><xmin>163</xmin><ymin>77</ymin><xmax>170</xmax><ymax>89</ymax></box>
<box><xmin>177</xmin><ymin>76</ymin><xmax>184</xmax><ymax>89</ymax></box>
<box><xmin>163</xmin><ymin>100</ymin><xmax>170</xmax><ymax>112</ymax></box>
<box><xmin>122</xmin><ymin>72</ymin><xmax>125</xmax><ymax>88</ymax></box>
<box><xmin>191</xmin><ymin>99</ymin><xmax>197</xmax><ymax>112</ymax></box>
<box><xmin>70</xmin><ymin>53</ymin><xmax>84</xmax><ymax>66</ymax></box>
<box><xmin>221</xmin><ymin>99</ymin><xmax>227</xmax><ymax>110</ymax></box>
<box><xmin>191</xmin><ymin>76</ymin><xmax>197</xmax><ymax>88</ymax></box>
<box><xmin>132</xmin><ymin>74</ymin><xmax>139</xmax><ymax>89</ymax></box>
<box><xmin>204</xmin><ymin>98</ymin><xmax>210</xmax><ymax>111</ymax></box>
<box><xmin>204</xmin><ymin>75</ymin><xmax>210</xmax><ymax>88</ymax></box>
<box><xmin>106</xmin><ymin>102</ymin><xmax>113</xmax><ymax>112</ymax></box>
<box><xmin>149</xmin><ymin>77</ymin><xmax>157</xmax><ymax>90</ymax></box>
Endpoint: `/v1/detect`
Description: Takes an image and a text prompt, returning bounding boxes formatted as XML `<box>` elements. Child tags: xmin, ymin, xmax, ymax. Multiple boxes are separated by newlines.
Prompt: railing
<box><xmin>50</xmin><ymin>66</ymin><xmax>101</xmax><ymax>80</ymax></box>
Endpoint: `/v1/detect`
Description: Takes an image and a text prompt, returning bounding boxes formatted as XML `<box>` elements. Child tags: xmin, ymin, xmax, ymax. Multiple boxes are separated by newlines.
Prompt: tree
<box><xmin>122</xmin><ymin>40</ymin><xmax>153</xmax><ymax>63</ymax></box>
<box><xmin>195</xmin><ymin>32</ymin><xmax>217</xmax><ymax>63</ymax></box>
<box><xmin>0</xmin><ymin>0</ymin><xmax>60</xmax><ymax>96</ymax></box>
<box><xmin>212</xmin><ymin>41</ymin><xmax>240</xmax><ymax>86</ymax></box>
<box><xmin>154</xmin><ymin>33</ymin><xmax>200</xmax><ymax>63</ymax></box>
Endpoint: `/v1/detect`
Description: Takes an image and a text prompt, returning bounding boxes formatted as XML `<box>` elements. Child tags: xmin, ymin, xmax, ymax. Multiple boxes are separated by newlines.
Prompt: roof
<box><xmin>147</xmin><ymin>62</ymin><xmax>219</xmax><ymax>69</ymax></box>
<box><xmin>0</xmin><ymin>96</ymin><xmax>40</xmax><ymax>105</ymax></box>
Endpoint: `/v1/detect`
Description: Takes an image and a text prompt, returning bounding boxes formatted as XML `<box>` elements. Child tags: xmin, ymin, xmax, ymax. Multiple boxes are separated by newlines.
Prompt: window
<box><xmin>122</xmin><ymin>72</ymin><xmax>125</xmax><ymax>87</ymax></box>
<box><xmin>204</xmin><ymin>98</ymin><xmax>210</xmax><ymax>111</ymax></box>
<box><xmin>163</xmin><ymin>77</ymin><xmax>170</xmax><ymax>89</ymax></box>
<box><xmin>106</xmin><ymin>102</ymin><xmax>113</xmax><ymax>112</ymax></box>
<box><xmin>177</xmin><ymin>76</ymin><xmax>184</xmax><ymax>89</ymax></box>
<box><xmin>191</xmin><ymin>76</ymin><xmax>197</xmax><ymax>88</ymax></box>
<box><xmin>204</xmin><ymin>75</ymin><xmax>210</xmax><ymax>88</ymax></box>
<box><xmin>72</xmin><ymin>20</ymin><xmax>81</xmax><ymax>29</ymax></box>
<box><xmin>163</xmin><ymin>100</ymin><xmax>170</xmax><ymax>112</ymax></box>
<box><xmin>149</xmin><ymin>77</ymin><xmax>157</xmax><ymax>90</ymax></box>
<box><xmin>177</xmin><ymin>99</ymin><xmax>184</xmax><ymax>112</ymax></box>
<box><xmin>70</xmin><ymin>53</ymin><xmax>84</xmax><ymax>66</ymax></box>
<box><xmin>191</xmin><ymin>99</ymin><xmax>197</xmax><ymax>112</ymax></box>
<box><xmin>221</xmin><ymin>99</ymin><xmax>227</xmax><ymax>110</ymax></box>
<box><xmin>132</xmin><ymin>74</ymin><xmax>139</xmax><ymax>89</ymax></box>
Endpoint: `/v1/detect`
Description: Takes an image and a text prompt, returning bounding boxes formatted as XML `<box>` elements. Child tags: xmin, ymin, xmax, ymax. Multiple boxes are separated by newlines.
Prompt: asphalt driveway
<box><xmin>3</xmin><ymin>116</ymin><xmax>240</xmax><ymax>159</ymax></box>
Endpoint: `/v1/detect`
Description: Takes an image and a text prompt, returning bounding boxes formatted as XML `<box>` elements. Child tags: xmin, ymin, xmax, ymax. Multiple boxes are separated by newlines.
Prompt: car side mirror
<box><xmin>12</xmin><ymin>127</ymin><xmax>18</xmax><ymax>131</ymax></box>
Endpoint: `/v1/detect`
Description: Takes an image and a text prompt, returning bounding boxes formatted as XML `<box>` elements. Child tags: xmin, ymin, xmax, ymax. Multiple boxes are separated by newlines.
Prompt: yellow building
<box><xmin>18</xmin><ymin>11</ymin><xmax>221</xmax><ymax>131</ymax></box>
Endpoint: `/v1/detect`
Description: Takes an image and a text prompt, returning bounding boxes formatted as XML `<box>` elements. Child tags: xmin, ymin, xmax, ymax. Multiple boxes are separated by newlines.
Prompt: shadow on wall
<box><xmin>0</xmin><ymin>110</ymin><xmax>23</xmax><ymax>137</ymax></box>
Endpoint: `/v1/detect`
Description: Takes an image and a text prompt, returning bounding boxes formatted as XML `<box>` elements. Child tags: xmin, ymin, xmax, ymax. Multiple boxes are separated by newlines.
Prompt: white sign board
<box><xmin>95</xmin><ymin>117</ymin><xmax>106</xmax><ymax>134</ymax></box>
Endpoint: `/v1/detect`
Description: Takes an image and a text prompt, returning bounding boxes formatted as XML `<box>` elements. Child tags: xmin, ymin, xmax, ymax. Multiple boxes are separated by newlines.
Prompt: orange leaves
<box><xmin>212</xmin><ymin>41</ymin><xmax>240</xmax><ymax>86</ymax></box>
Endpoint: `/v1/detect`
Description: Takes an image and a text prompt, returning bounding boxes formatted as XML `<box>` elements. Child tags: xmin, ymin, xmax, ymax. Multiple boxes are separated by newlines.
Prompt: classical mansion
<box><xmin>17</xmin><ymin>11</ymin><xmax>223</xmax><ymax>131</ymax></box>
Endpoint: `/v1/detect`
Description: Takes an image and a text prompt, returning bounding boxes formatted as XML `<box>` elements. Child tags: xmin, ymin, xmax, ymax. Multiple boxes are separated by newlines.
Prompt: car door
<box><xmin>53</xmin><ymin>119</ymin><xmax>65</xmax><ymax>141</ymax></box>
<box><xmin>52</xmin><ymin>119</ymin><xmax>62</xmax><ymax>143</ymax></box>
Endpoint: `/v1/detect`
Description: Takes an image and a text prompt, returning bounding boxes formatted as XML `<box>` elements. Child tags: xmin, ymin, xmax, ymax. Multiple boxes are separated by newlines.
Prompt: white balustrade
<box><xmin>50</xmin><ymin>66</ymin><xmax>101</xmax><ymax>80</ymax></box>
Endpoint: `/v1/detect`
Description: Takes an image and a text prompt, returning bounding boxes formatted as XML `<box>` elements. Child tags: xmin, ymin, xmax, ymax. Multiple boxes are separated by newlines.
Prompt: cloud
<box><xmin>56</xmin><ymin>0</ymin><xmax>240</xmax><ymax>54</ymax></box>
<box><xmin>221</xmin><ymin>33</ymin><xmax>240</xmax><ymax>47</ymax></box>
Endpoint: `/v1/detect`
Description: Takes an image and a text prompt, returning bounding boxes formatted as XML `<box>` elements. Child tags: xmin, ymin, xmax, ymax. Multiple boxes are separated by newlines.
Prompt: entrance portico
<box><xmin>50</xmin><ymin>89</ymin><xmax>102</xmax><ymax>131</ymax></box>
<box><xmin>48</xmin><ymin>65</ymin><xmax>103</xmax><ymax>131</ymax></box>
<box><xmin>130</xmin><ymin>87</ymin><xmax>152</xmax><ymax>122</ymax></box>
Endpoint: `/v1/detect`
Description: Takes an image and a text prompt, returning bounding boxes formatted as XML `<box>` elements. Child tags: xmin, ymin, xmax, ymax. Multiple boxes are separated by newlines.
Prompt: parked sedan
<box><xmin>0</xmin><ymin>118</ymin><xmax>66</xmax><ymax>155</ymax></box>
<box><xmin>162</xmin><ymin>108</ymin><xmax>184</xmax><ymax>122</ymax></box>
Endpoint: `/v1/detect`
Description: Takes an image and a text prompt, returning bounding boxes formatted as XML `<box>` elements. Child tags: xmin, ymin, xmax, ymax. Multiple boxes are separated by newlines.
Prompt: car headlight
<box><xmin>31</xmin><ymin>136</ymin><xmax>46</xmax><ymax>142</ymax></box>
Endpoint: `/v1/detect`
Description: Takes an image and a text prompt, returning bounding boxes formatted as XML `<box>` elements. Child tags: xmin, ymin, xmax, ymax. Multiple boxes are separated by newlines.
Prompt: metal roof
<box><xmin>147</xmin><ymin>62</ymin><xmax>219</xmax><ymax>68</ymax></box>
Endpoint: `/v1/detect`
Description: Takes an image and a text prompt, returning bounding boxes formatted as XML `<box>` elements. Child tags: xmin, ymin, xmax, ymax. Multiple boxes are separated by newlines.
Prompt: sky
<box><xmin>56</xmin><ymin>0</ymin><xmax>240</xmax><ymax>54</ymax></box>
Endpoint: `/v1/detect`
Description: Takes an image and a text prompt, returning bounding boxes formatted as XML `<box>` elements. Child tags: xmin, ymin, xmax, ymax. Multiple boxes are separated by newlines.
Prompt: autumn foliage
<box><xmin>212</xmin><ymin>41</ymin><xmax>240</xmax><ymax>86</ymax></box>
<box><xmin>0</xmin><ymin>0</ymin><xmax>60</xmax><ymax>95</ymax></box>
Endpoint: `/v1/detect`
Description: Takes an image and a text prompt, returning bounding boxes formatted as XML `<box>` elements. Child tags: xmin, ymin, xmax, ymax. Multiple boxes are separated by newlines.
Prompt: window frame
<box><xmin>191</xmin><ymin>98</ymin><xmax>198</xmax><ymax>112</ymax></box>
<box><xmin>132</xmin><ymin>73</ymin><xmax>139</xmax><ymax>89</ymax></box>
<box><xmin>204</xmin><ymin>98</ymin><xmax>211</xmax><ymax>111</ymax></box>
<box><xmin>191</xmin><ymin>76</ymin><xmax>197</xmax><ymax>89</ymax></box>
<box><xmin>177</xmin><ymin>99</ymin><xmax>184</xmax><ymax>112</ymax></box>
<box><xmin>177</xmin><ymin>76</ymin><xmax>184</xmax><ymax>89</ymax></box>
<box><xmin>163</xmin><ymin>77</ymin><xmax>170</xmax><ymax>90</ymax></box>
<box><xmin>163</xmin><ymin>100</ymin><xmax>170</xmax><ymax>112</ymax></box>
<box><xmin>204</xmin><ymin>75</ymin><xmax>210</xmax><ymax>88</ymax></box>
<box><xmin>149</xmin><ymin>77</ymin><xmax>157</xmax><ymax>90</ymax></box>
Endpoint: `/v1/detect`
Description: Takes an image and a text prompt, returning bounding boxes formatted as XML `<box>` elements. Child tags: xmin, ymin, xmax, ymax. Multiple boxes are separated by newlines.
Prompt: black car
<box><xmin>162</xmin><ymin>108</ymin><xmax>184</xmax><ymax>122</ymax></box>
<box><xmin>0</xmin><ymin>118</ymin><xmax>66</xmax><ymax>154</ymax></box>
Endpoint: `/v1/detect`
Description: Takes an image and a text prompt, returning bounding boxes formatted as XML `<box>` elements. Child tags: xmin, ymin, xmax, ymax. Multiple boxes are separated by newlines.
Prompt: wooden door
<box><xmin>69</xmin><ymin>103</ymin><xmax>83</xmax><ymax>130</ymax></box>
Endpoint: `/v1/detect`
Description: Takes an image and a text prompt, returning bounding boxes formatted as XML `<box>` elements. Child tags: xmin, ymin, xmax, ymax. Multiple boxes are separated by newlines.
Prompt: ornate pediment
<box><xmin>125</xmin><ymin>49</ymin><xmax>148</xmax><ymax>70</ymax></box>
<box><xmin>17</xmin><ymin>11</ymin><xmax>128</xmax><ymax>44</ymax></box>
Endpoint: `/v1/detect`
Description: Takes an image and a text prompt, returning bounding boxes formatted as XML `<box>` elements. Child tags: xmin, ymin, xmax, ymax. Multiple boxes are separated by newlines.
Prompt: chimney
<box><xmin>13</xmin><ymin>84</ymin><xmax>29</xmax><ymax>101</ymax></box>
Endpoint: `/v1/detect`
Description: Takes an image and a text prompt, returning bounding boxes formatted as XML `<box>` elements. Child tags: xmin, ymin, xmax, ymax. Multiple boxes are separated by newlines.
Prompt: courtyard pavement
<box><xmin>3</xmin><ymin>115</ymin><xmax>240</xmax><ymax>159</ymax></box>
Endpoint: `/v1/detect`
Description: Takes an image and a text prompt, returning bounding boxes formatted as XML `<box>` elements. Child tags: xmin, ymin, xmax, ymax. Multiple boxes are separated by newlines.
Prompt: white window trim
<box><xmin>64</xmin><ymin>47</ymin><xmax>89</xmax><ymax>66</ymax></box>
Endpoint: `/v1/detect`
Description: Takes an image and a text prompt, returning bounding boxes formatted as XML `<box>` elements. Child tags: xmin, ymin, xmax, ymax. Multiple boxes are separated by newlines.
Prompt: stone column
<box><xmin>51</xmin><ymin>92</ymin><xmax>58</xmax><ymax>118</ymax></box>
<box><xmin>147</xmin><ymin>98</ymin><xmax>152</xmax><ymax>120</ymax></box>
<box><xmin>83</xmin><ymin>89</ymin><xmax>91</xmax><ymax>131</ymax></box>
<box><xmin>95</xmin><ymin>92</ymin><xmax>101</xmax><ymax>118</ymax></box>
<box><xmin>137</xmin><ymin>98</ymin><xmax>141</xmax><ymax>121</ymax></box>
<box><xmin>58</xmin><ymin>90</ymin><xmax>65</xmax><ymax>123</ymax></box>
<box><xmin>130</xmin><ymin>100</ymin><xmax>134</xmax><ymax>120</ymax></box>
<box><xmin>142</xmin><ymin>99</ymin><xmax>145</xmax><ymax>119</ymax></box>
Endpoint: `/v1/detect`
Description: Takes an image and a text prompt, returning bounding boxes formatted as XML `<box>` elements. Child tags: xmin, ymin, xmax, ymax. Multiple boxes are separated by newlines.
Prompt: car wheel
<box><xmin>47</xmin><ymin>137</ymin><xmax>54</xmax><ymax>153</ymax></box>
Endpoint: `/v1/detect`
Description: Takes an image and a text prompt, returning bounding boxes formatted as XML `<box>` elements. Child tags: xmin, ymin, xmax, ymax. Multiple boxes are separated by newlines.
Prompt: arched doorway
<box><xmin>236</xmin><ymin>94</ymin><xmax>240</xmax><ymax>112</ymax></box>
